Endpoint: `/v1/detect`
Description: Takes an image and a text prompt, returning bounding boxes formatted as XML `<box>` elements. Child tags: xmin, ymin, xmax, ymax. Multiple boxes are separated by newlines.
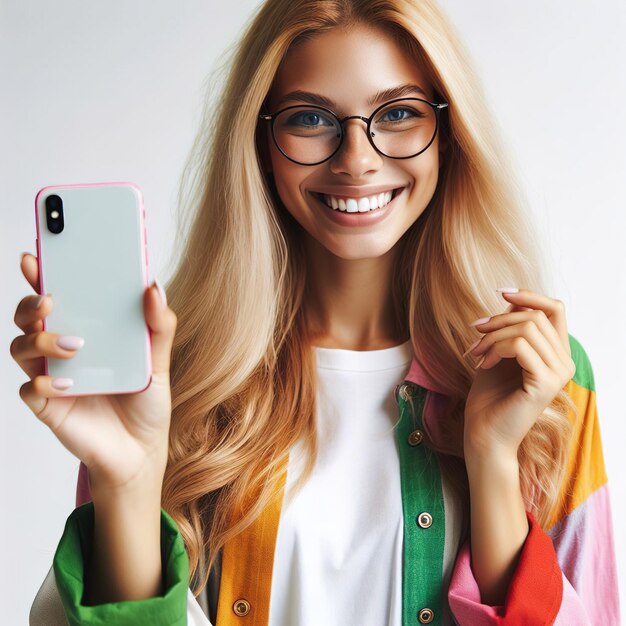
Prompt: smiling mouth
<box><xmin>312</xmin><ymin>187</ymin><xmax>405</xmax><ymax>213</ymax></box>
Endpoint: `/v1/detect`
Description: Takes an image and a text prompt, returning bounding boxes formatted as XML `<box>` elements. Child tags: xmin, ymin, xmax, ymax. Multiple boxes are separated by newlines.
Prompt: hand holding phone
<box><xmin>10</xmin><ymin>183</ymin><xmax>178</xmax><ymax>491</ymax></box>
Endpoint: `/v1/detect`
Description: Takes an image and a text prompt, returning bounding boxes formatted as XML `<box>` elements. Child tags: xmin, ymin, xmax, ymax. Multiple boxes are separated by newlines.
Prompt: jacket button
<box><xmin>233</xmin><ymin>599</ymin><xmax>251</xmax><ymax>616</ymax></box>
<box><xmin>395</xmin><ymin>382</ymin><xmax>413</xmax><ymax>403</ymax></box>
<box><xmin>408</xmin><ymin>429</ymin><xmax>424</xmax><ymax>446</ymax></box>
<box><xmin>417</xmin><ymin>512</ymin><xmax>433</xmax><ymax>528</ymax></box>
<box><xmin>418</xmin><ymin>607</ymin><xmax>434</xmax><ymax>623</ymax></box>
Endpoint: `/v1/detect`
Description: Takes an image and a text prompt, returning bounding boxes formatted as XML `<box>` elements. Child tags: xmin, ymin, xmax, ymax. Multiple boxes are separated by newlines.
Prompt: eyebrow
<box><xmin>273</xmin><ymin>82</ymin><xmax>429</xmax><ymax>110</ymax></box>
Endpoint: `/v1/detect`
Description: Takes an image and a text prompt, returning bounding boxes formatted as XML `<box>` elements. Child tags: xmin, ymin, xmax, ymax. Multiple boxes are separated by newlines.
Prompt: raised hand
<box><xmin>11</xmin><ymin>252</ymin><xmax>178</xmax><ymax>492</ymax></box>
<box><xmin>463</xmin><ymin>288</ymin><xmax>576</xmax><ymax>457</ymax></box>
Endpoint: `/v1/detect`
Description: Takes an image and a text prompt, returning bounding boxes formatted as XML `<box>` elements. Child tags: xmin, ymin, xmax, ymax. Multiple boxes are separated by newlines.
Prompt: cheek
<box><xmin>269</xmin><ymin>147</ymin><xmax>311</xmax><ymax>213</ymax></box>
<box><xmin>273</xmin><ymin>167</ymin><xmax>301</xmax><ymax>212</ymax></box>
<box><xmin>413</xmin><ymin>154</ymin><xmax>440</xmax><ymax>196</ymax></box>
<box><xmin>400</xmin><ymin>160</ymin><xmax>440</xmax><ymax>226</ymax></box>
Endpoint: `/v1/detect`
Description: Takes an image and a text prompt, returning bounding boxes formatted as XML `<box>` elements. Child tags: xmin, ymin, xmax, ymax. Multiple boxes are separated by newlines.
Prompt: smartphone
<box><xmin>34</xmin><ymin>182</ymin><xmax>152</xmax><ymax>396</ymax></box>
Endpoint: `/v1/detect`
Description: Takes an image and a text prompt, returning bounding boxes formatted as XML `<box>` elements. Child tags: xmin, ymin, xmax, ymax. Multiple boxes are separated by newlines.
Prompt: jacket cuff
<box><xmin>53</xmin><ymin>501</ymin><xmax>189</xmax><ymax>626</ymax></box>
<box><xmin>448</xmin><ymin>510</ymin><xmax>563</xmax><ymax>625</ymax></box>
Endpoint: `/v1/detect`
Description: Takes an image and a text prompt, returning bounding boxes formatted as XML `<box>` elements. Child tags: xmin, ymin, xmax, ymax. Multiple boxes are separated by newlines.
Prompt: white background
<box><xmin>1</xmin><ymin>1</ymin><xmax>624</xmax><ymax>623</ymax></box>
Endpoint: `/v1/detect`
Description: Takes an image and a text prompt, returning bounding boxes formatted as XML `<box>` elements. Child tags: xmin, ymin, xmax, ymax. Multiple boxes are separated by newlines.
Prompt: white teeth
<box><xmin>320</xmin><ymin>190</ymin><xmax>397</xmax><ymax>212</ymax></box>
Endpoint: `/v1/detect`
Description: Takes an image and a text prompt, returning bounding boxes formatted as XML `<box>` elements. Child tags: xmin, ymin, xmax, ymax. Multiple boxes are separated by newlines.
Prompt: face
<box><xmin>264</xmin><ymin>24</ymin><xmax>445</xmax><ymax>261</ymax></box>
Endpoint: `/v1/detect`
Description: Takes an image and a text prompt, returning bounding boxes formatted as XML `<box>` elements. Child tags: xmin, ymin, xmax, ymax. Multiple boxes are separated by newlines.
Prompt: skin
<box><xmin>264</xmin><ymin>24</ymin><xmax>446</xmax><ymax>350</ymax></box>
<box><xmin>11</xmin><ymin>23</ymin><xmax>577</xmax><ymax>609</ymax></box>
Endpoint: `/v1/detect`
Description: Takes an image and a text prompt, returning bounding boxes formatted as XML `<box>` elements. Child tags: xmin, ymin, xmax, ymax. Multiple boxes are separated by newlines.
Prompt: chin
<box><xmin>321</xmin><ymin>237</ymin><xmax>397</xmax><ymax>261</ymax></box>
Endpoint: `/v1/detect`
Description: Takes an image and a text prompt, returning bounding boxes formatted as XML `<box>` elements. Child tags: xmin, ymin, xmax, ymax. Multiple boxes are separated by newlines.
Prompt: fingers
<box><xmin>478</xmin><ymin>337</ymin><xmax>547</xmax><ymax>375</ymax></box>
<box><xmin>499</xmin><ymin>289</ymin><xmax>570</xmax><ymax>355</ymax></box>
<box><xmin>14</xmin><ymin>293</ymin><xmax>51</xmax><ymax>334</ymax></box>
<box><xmin>472</xmin><ymin>321</ymin><xmax>563</xmax><ymax>373</ymax></box>
<box><xmin>10</xmin><ymin>328</ymin><xmax>83</xmax><ymax>378</ymax></box>
<box><xmin>14</xmin><ymin>252</ymin><xmax>47</xmax><ymax>342</ymax></box>
<box><xmin>473</xmin><ymin>337</ymin><xmax>572</xmax><ymax>402</ymax></box>
<box><xmin>19</xmin><ymin>380</ymin><xmax>48</xmax><ymax>421</ymax></box>
<box><xmin>143</xmin><ymin>279</ymin><xmax>177</xmax><ymax>376</ymax></box>
<box><xmin>20</xmin><ymin>252</ymin><xmax>40</xmax><ymax>293</ymax></box>
<box><xmin>12</xmin><ymin>291</ymin><xmax>79</xmax><ymax>380</ymax></box>
<box><xmin>19</xmin><ymin>377</ymin><xmax>74</xmax><ymax>427</ymax></box>
<box><xmin>470</xmin><ymin>310</ymin><xmax>570</xmax><ymax>370</ymax></box>
<box><xmin>468</xmin><ymin>288</ymin><xmax>572</xmax><ymax>363</ymax></box>
<box><xmin>464</xmin><ymin>288</ymin><xmax>577</xmax><ymax>383</ymax></box>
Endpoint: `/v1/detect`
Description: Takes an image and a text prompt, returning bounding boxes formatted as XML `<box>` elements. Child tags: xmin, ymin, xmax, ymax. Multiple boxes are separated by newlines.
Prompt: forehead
<box><xmin>269</xmin><ymin>24</ymin><xmax>433</xmax><ymax>111</ymax></box>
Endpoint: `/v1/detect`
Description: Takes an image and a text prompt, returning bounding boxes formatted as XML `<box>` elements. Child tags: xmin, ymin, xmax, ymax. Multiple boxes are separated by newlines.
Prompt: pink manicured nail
<box><xmin>462</xmin><ymin>339</ymin><xmax>481</xmax><ymax>357</ymax></box>
<box><xmin>56</xmin><ymin>336</ymin><xmax>85</xmax><ymax>350</ymax></box>
<box><xmin>470</xmin><ymin>316</ymin><xmax>491</xmax><ymax>327</ymax></box>
<box><xmin>154</xmin><ymin>278</ymin><xmax>167</xmax><ymax>306</ymax></box>
<box><xmin>473</xmin><ymin>355</ymin><xmax>486</xmax><ymax>369</ymax></box>
<box><xmin>51</xmin><ymin>378</ymin><xmax>74</xmax><ymax>390</ymax></box>
<box><xmin>496</xmin><ymin>287</ymin><xmax>519</xmax><ymax>293</ymax></box>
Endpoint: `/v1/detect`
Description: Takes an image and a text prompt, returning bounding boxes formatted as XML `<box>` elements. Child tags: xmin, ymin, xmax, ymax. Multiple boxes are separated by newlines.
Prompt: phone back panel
<box><xmin>35</xmin><ymin>183</ymin><xmax>151</xmax><ymax>396</ymax></box>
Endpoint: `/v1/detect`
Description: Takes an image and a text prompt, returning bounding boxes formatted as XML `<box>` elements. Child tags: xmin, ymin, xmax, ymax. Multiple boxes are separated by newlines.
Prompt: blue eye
<box><xmin>285</xmin><ymin>111</ymin><xmax>334</xmax><ymax>128</ymax></box>
<box><xmin>379</xmin><ymin>108</ymin><xmax>416</xmax><ymax>123</ymax></box>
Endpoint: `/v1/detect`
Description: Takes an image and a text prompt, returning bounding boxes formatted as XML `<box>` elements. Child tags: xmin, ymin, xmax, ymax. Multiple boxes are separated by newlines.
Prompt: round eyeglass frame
<box><xmin>259</xmin><ymin>97</ymin><xmax>449</xmax><ymax>166</ymax></box>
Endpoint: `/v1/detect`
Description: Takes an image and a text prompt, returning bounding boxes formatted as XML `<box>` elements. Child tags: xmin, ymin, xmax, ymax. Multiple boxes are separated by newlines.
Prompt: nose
<box><xmin>329</xmin><ymin>118</ymin><xmax>383</xmax><ymax>178</ymax></box>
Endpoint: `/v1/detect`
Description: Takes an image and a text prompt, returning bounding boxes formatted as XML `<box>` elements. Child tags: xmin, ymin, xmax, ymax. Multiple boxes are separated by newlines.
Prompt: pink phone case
<box><xmin>35</xmin><ymin>182</ymin><xmax>152</xmax><ymax>396</ymax></box>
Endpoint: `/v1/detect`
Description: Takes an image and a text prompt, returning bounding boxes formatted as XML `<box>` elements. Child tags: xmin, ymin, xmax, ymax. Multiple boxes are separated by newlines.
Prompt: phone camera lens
<box><xmin>45</xmin><ymin>194</ymin><xmax>64</xmax><ymax>234</ymax></box>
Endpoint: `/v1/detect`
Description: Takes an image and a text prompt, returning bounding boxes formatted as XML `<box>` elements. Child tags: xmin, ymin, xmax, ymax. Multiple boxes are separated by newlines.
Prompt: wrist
<box><xmin>464</xmin><ymin>436</ymin><xmax>518</xmax><ymax>466</ymax></box>
<box><xmin>464</xmin><ymin>444</ymin><xmax>521</xmax><ymax>484</ymax></box>
<box><xmin>88</xmin><ymin>458</ymin><xmax>167</xmax><ymax>506</ymax></box>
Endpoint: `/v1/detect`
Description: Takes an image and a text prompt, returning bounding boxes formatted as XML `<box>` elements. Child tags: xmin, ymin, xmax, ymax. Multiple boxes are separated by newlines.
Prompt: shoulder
<box><xmin>547</xmin><ymin>332</ymin><xmax>607</xmax><ymax>529</ymax></box>
<box><xmin>567</xmin><ymin>333</ymin><xmax>595</xmax><ymax>393</ymax></box>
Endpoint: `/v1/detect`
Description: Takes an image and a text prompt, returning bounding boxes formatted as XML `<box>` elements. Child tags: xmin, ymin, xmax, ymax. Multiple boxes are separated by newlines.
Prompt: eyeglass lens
<box><xmin>272</xmin><ymin>99</ymin><xmax>438</xmax><ymax>164</ymax></box>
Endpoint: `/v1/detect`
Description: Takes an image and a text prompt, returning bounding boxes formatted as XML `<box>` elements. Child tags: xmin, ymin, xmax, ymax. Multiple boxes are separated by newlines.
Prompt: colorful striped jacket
<box><xmin>30</xmin><ymin>334</ymin><xmax>620</xmax><ymax>625</ymax></box>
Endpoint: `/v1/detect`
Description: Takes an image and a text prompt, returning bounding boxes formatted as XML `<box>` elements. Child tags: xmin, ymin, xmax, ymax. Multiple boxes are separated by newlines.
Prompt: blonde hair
<box><xmin>162</xmin><ymin>0</ymin><xmax>577</xmax><ymax>596</ymax></box>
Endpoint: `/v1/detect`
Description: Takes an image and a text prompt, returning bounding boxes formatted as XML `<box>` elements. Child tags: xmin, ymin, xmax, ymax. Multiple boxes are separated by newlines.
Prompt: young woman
<box><xmin>19</xmin><ymin>1</ymin><xmax>618</xmax><ymax>624</ymax></box>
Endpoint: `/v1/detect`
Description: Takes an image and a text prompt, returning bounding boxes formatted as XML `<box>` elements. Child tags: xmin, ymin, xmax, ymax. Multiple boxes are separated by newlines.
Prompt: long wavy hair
<box><xmin>162</xmin><ymin>0</ymin><xmax>577</xmax><ymax>596</ymax></box>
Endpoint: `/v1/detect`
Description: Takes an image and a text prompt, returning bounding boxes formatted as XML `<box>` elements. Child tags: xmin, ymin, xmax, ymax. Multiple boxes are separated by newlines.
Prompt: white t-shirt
<box><xmin>268</xmin><ymin>340</ymin><xmax>413</xmax><ymax>626</ymax></box>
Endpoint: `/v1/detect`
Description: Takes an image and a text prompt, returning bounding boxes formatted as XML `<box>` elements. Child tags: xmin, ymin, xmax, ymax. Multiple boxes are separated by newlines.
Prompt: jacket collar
<box><xmin>403</xmin><ymin>353</ymin><xmax>450</xmax><ymax>448</ymax></box>
<box><xmin>404</xmin><ymin>352</ymin><xmax>449</xmax><ymax>395</ymax></box>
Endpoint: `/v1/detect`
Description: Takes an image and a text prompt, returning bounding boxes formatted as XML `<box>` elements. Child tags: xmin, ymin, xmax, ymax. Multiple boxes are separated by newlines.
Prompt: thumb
<box><xmin>144</xmin><ymin>279</ymin><xmax>177</xmax><ymax>376</ymax></box>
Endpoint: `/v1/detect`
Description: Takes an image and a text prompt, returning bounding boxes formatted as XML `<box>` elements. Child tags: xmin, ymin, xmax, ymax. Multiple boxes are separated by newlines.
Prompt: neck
<box><xmin>303</xmin><ymin>236</ymin><xmax>408</xmax><ymax>351</ymax></box>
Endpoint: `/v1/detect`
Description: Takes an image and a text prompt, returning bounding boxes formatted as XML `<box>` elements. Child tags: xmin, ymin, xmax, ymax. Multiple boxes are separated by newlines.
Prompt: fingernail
<box><xmin>31</xmin><ymin>295</ymin><xmax>45</xmax><ymax>309</ymax></box>
<box><xmin>56</xmin><ymin>336</ymin><xmax>85</xmax><ymax>350</ymax></box>
<box><xmin>51</xmin><ymin>377</ymin><xmax>74</xmax><ymax>390</ymax></box>
<box><xmin>154</xmin><ymin>278</ymin><xmax>167</xmax><ymax>307</ymax></box>
<box><xmin>470</xmin><ymin>316</ymin><xmax>491</xmax><ymax>327</ymax></box>
<box><xmin>473</xmin><ymin>355</ymin><xmax>486</xmax><ymax>369</ymax></box>
<box><xmin>462</xmin><ymin>339</ymin><xmax>481</xmax><ymax>357</ymax></box>
<box><xmin>496</xmin><ymin>287</ymin><xmax>519</xmax><ymax>293</ymax></box>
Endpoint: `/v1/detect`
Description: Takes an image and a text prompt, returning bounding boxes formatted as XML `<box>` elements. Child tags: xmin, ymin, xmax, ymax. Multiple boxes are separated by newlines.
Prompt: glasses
<box><xmin>259</xmin><ymin>97</ymin><xmax>449</xmax><ymax>166</ymax></box>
